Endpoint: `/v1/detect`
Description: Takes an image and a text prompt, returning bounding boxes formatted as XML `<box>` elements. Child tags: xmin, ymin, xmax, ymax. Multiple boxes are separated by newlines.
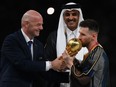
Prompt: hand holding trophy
<box><xmin>59</xmin><ymin>38</ymin><xmax>82</xmax><ymax>71</ymax></box>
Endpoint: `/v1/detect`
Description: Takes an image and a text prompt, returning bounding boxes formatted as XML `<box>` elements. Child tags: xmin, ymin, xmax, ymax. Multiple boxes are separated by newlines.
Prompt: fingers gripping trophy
<box><xmin>59</xmin><ymin>38</ymin><xmax>82</xmax><ymax>71</ymax></box>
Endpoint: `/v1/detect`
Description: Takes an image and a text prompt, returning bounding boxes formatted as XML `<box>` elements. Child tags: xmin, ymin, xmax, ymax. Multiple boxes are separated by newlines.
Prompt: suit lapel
<box><xmin>33</xmin><ymin>39</ymin><xmax>44</xmax><ymax>61</ymax></box>
<box><xmin>33</xmin><ymin>40</ymin><xmax>38</xmax><ymax>60</ymax></box>
<box><xmin>16</xmin><ymin>30</ymin><xmax>32</xmax><ymax>59</ymax></box>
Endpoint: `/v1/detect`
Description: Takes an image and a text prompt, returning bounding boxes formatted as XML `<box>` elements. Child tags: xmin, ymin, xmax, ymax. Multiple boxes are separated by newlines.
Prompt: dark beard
<box><xmin>82</xmin><ymin>43</ymin><xmax>88</xmax><ymax>47</ymax></box>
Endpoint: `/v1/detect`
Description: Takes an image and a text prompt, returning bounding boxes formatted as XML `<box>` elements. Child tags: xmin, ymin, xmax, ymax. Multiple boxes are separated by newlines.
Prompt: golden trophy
<box><xmin>66</xmin><ymin>38</ymin><xmax>82</xmax><ymax>57</ymax></box>
<box><xmin>59</xmin><ymin>38</ymin><xmax>82</xmax><ymax>71</ymax></box>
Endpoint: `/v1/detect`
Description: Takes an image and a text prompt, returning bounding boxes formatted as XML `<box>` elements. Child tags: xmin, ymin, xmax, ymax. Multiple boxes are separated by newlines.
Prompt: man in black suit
<box><xmin>0</xmin><ymin>10</ymin><xmax>64</xmax><ymax>87</ymax></box>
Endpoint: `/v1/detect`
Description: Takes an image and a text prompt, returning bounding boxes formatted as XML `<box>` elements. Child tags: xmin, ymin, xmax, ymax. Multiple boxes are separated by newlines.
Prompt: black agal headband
<box><xmin>62</xmin><ymin>2</ymin><xmax>81</xmax><ymax>9</ymax></box>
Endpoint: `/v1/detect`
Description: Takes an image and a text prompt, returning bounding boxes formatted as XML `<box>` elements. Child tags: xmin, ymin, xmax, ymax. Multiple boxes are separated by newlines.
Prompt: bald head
<box><xmin>21</xmin><ymin>10</ymin><xmax>43</xmax><ymax>39</ymax></box>
<box><xmin>21</xmin><ymin>10</ymin><xmax>43</xmax><ymax>25</ymax></box>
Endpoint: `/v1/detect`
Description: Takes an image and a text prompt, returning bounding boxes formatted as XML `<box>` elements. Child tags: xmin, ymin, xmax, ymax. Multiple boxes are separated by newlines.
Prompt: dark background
<box><xmin>0</xmin><ymin>0</ymin><xmax>116</xmax><ymax>87</ymax></box>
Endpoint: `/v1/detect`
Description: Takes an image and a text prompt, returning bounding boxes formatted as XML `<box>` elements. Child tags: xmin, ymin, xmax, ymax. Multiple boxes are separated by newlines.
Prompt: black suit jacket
<box><xmin>0</xmin><ymin>30</ymin><xmax>46</xmax><ymax>87</ymax></box>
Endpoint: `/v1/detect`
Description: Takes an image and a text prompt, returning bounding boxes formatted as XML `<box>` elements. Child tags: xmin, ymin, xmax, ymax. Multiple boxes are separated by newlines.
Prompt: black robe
<box><xmin>44</xmin><ymin>31</ymin><xmax>69</xmax><ymax>87</ymax></box>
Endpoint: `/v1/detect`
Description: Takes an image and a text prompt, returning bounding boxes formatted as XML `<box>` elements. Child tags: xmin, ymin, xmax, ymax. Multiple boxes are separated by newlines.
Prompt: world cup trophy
<box><xmin>59</xmin><ymin>38</ymin><xmax>82</xmax><ymax>71</ymax></box>
<box><xmin>66</xmin><ymin>38</ymin><xmax>82</xmax><ymax>57</ymax></box>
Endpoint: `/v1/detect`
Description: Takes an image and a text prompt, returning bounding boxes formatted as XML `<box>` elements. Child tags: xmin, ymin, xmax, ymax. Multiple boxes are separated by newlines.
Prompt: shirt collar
<box><xmin>66</xmin><ymin>28</ymin><xmax>77</xmax><ymax>37</ymax></box>
<box><xmin>21</xmin><ymin>28</ymin><xmax>34</xmax><ymax>43</ymax></box>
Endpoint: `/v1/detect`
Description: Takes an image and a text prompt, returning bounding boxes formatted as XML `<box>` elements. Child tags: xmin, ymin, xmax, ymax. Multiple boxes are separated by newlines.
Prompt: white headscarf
<box><xmin>56</xmin><ymin>2</ymin><xmax>88</xmax><ymax>62</ymax></box>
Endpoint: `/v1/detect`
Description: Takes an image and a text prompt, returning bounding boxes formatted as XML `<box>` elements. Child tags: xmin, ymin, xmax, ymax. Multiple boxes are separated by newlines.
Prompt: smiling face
<box><xmin>63</xmin><ymin>10</ymin><xmax>80</xmax><ymax>31</ymax></box>
<box><xmin>22</xmin><ymin>10</ymin><xmax>43</xmax><ymax>39</ymax></box>
<box><xmin>27</xmin><ymin>16</ymin><xmax>43</xmax><ymax>38</ymax></box>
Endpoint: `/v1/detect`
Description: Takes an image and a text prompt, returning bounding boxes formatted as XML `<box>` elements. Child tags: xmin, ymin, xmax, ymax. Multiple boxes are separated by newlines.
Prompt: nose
<box><xmin>69</xmin><ymin>14</ymin><xmax>73</xmax><ymax>20</ymax></box>
<box><xmin>39</xmin><ymin>25</ymin><xmax>43</xmax><ymax>30</ymax></box>
<box><xmin>78</xmin><ymin>35</ymin><xmax>81</xmax><ymax>40</ymax></box>
<box><xmin>78</xmin><ymin>36</ymin><xmax>82</xmax><ymax>42</ymax></box>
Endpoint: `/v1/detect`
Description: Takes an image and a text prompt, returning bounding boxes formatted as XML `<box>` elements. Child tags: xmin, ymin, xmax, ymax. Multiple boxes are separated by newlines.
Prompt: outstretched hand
<box><xmin>51</xmin><ymin>56</ymin><xmax>65</xmax><ymax>72</ymax></box>
<box><xmin>62</xmin><ymin>50</ymin><xmax>75</xmax><ymax>69</ymax></box>
<box><xmin>51</xmin><ymin>50</ymin><xmax>75</xmax><ymax>72</ymax></box>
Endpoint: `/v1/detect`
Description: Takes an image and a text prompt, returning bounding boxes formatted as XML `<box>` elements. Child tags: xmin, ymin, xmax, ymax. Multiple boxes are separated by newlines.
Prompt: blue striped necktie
<box><xmin>28</xmin><ymin>41</ymin><xmax>33</xmax><ymax>51</ymax></box>
<box><xmin>28</xmin><ymin>41</ymin><xmax>33</xmax><ymax>48</ymax></box>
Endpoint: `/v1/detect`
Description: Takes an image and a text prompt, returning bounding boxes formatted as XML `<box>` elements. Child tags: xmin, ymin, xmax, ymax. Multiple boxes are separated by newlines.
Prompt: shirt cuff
<box><xmin>46</xmin><ymin>61</ymin><xmax>52</xmax><ymax>71</ymax></box>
